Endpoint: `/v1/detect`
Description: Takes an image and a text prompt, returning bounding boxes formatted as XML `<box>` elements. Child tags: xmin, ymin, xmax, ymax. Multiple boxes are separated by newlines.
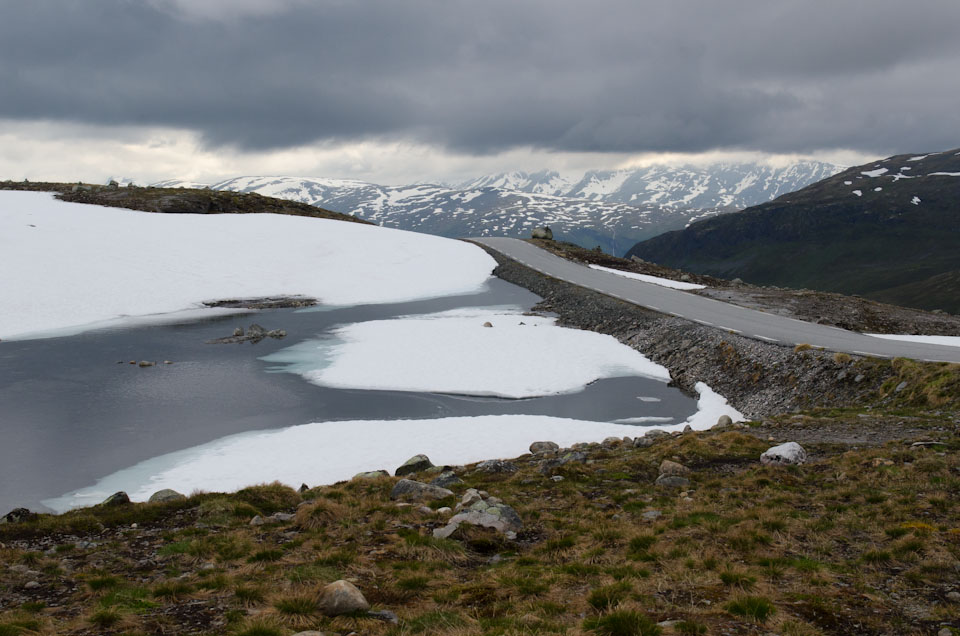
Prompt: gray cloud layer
<box><xmin>3</xmin><ymin>0</ymin><xmax>959</xmax><ymax>155</ymax></box>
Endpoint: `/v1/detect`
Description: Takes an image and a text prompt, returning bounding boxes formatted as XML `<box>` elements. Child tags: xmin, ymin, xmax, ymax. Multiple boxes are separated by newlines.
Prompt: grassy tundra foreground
<box><xmin>1</xmin><ymin>362</ymin><xmax>958</xmax><ymax>636</ymax></box>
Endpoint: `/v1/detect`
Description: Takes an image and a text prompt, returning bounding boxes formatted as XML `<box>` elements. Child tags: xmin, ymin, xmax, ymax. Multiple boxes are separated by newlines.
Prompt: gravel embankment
<box><xmin>480</xmin><ymin>246</ymin><xmax>896</xmax><ymax>419</ymax></box>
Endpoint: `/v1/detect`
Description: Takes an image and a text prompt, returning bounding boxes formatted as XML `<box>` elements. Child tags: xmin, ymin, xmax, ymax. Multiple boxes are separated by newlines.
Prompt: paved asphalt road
<box><xmin>474</xmin><ymin>237</ymin><xmax>960</xmax><ymax>364</ymax></box>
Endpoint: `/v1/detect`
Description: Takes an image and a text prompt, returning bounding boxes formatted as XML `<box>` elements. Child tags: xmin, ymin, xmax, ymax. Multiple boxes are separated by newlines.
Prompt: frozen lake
<box><xmin>0</xmin><ymin>279</ymin><xmax>698</xmax><ymax>513</ymax></box>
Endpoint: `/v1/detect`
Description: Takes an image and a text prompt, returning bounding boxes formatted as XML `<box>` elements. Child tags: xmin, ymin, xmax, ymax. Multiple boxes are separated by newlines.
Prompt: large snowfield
<box><xmin>2</xmin><ymin>190</ymin><xmax>747</xmax><ymax>511</ymax></box>
<box><xmin>0</xmin><ymin>191</ymin><xmax>496</xmax><ymax>340</ymax></box>
<box><xmin>271</xmin><ymin>307</ymin><xmax>671</xmax><ymax>398</ymax></box>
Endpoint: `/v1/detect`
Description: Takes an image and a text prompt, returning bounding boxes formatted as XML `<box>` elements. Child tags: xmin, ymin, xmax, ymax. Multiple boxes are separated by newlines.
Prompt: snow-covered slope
<box><xmin>0</xmin><ymin>191</ymin><xmax>495</xmax><ymax>340</ymax></box>
<box><xmin>153</xmin><ymin>161</ymin><xmax>840</xmax><ymax>255</ymax></box>
<box><xmin>456</xmin><ymin>161</ymin><xmax>842</xmax><ymax>209</ymax></box>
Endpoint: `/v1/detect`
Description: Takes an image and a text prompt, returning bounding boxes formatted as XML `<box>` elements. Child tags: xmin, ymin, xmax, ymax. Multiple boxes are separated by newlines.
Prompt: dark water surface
<box><xmin>0</xmin><ymin>279</ymin><xmax>696</xmax><ymax>512</ymax></box>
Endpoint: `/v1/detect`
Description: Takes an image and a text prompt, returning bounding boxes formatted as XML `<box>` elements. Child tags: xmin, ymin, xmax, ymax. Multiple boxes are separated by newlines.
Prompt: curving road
<box><xmin>474</xmin><ymin>237</ymin><xmax>960</xmax><ymax>364</ymax></box>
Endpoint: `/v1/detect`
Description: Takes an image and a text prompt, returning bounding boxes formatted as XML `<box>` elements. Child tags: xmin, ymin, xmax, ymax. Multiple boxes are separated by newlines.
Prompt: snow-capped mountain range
<box><xmin>152</xmin><ymin>161</ymin><xmax>841</xmax><ymax>255</ymax></box>
<box><xmin>456</xmin><ymin>161</ymin><xmax>841</xmax><ymax>209</ymax></box>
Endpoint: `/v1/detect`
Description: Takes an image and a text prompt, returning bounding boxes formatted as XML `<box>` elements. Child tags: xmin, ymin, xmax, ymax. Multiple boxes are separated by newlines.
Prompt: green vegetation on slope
<box><xmin>626</xmin><ymin>149</ymin><xmax>960</xmax><ymax>313</ymax></box>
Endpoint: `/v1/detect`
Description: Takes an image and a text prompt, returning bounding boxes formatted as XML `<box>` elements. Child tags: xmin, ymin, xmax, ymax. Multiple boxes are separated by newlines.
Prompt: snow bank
<box><xmin>264</xmin><ymin>307</ymin><xmax>671</xmax><ymax>398</ymax></box>
<box><xmin>589</xmin><ymin>264</ymin><xmax>706</xmax><ymax>290</ymax></box>
<box><xmin>45</xmin><ymin>383</ymin><xmax>744</xmax><ymax>512</ymax></box>
<box><xmin>866</xmin><ymin>334</ymin><xmax>960</xmax><ymax>348</ymax></box>
<box><xmin>0</xmin><ymin>191</ymin><xmax>496</xmax><ymax>340</ymax></box>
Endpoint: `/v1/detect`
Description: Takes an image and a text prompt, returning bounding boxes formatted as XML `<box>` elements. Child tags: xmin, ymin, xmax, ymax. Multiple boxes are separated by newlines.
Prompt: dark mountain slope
<box><xmin>626</xmin><ymin>149</ymin><xmax>960</xmax><ymax>313</ymax></box>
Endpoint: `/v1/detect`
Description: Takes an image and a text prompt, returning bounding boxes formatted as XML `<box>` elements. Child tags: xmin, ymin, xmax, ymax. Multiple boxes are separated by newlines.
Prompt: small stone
<box><xmin>482</xmin><ymin>321</ymin><xmax>493</xmax><ymax>327</ymax></box>
<box><xmin>233</xmin><ymin>327</ymin><xmax>244</xmax><ymax>337</ymax></box>
<box><xmin>270</xmin><ymin>512</ymin><xmax>295</xmax><ymax>522</ymax></box>
<box><xmin>163</xmin><ymin>360</ymin><xmax>173</xmax><ymax>364</ymax></box>
<box><xmin>551</xmin><ymin>475</ymin><xmax>564</xmax><ymax>482</ymax></box>
<box><xmin>299</xmin><ymin>483</ymin><xmax>310</xmax><ymax>493</ymax></box>
<box><xmin>475</xmin><ymin>459</ymin><xmax>518</xmax><ymax>474</ymax></box>
<box><xmin>436</xmin><ymin>507</ymin><xmax>452</xmax><ymax>515</ymax></box>
<box><xmin>655</xmin><ymin>475</ymin><xmax>691</xmax><ymax>489</ymax></box>
<box><xmin>682</xmin><ymin>425</ymin><xmax>693</xmax><ymax>433</ymax></box>
<box><xmin>138</xmin><ymin>360</ymin><xmax>155</xmax><ymax>367</ymax></box>
<box><xmin>854</xmin><ymin>374</ymin><xmax>865</xmax><ymax>383</ymax></box>
<box><xmin>102</xmin><ymin>491</ymin><xmax>130</xmax><ymax>506</ymax></box>
<box><xmin>24</xmin><ymin>581</ymin><xmax>40</xmax><ymax>589</ymax></box>
<box><xmin>946</xmin><ymin>591</ymin><xmax>960</xmax><ymax>603</ymax></box>
<box><xmin>895</xmin><ymin>381</ymin><xmax>908</xmax><ymax>393</ymax></box>
<box><xmin>317</xmin><ymin>580</ymin><xmax>370</xmax><ymax>616</ymax></box>
<box><xmin>938</xmin><ymin>629</ymin><xmax>951</xmax><ymax>636</ymax></box>
<box><xmin>148</xmin><ymin>489</ymin><xmax>185</xmax><ymax>503</ymax></box>
<box><xmin>390</xmin><ymin>479</ymin><xmax>454</xmax><ymax>502</ymax></box>
<box><xmin>641</xmin><ymin>509</ymin><xmax>662</xmax><ymax>521</ymax></box>
<box><xmin>249</xmin><ymin>515</ymin><xmax>265</xmax><ymax>526</ymax></box>
<box><xmin>353</xmin><ymin>470</ymin><xmax>390</xmax><ymax>480</ymax></box>
<box><xmin>658</xmin><ymin>460</ymin><xmax>688</xmax><ymax>476</ymax></box>
<box><xmin>529</xmin><ymin>441</ymin><xmax>559</xmax><ymax>454</ymax></box>
<box><xmin>760</xmin><ymin>442</ymin><xmax>807</xmax><ymax>466</ymax></box>
<box><xmin>429</xmin><ymin>471</ymin><xmax>464</xmax><ymax>488</ymax></box>
<box><xmin>716</xmin><ymin>415</ymin><xmax>733</xmax><ymax>427</ymax></box>
<box><xmin>1</xmin><ymin>508</ymin><xmax>37</xmax><ymax>524</ymax></box>
<box><xmin>395</xmin><ymin>454</ymin><xmax>434</xmax><ymax>476</ymax></box>
<box><xmin>367</xmin><ymin>609</ymin><xmax>399</xmax><ymax>624</ymax></box>
<box><xmin>601</xmin><ymin>436</ymin><xmax>622</xmax><ymax>448</ymax></box>
<box><xmin>417</xmin><ymin>506</ymin><xmax>433</xmax><ymax>514</ymax></box>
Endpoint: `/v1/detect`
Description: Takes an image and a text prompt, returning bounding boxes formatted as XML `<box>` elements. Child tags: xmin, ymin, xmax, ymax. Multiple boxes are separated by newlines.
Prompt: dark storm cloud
<box><xmin>2</xmin><ymin>0</ymin><xmax>959</xmax><ymax>155</ymax></box>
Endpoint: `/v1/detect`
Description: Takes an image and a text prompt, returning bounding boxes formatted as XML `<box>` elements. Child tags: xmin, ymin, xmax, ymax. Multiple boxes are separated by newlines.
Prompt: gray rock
<box><xmin>249</xmin><ymin>515</ymin><xmax>265</xmax><ymax>526</ymax></box>
<box><xmin>266</xmin><ymin>329</ymin><xmax>287</xmax><ymax>339</ymax></box>
<box><xmin>138</xmin><ymin>360</ymin><xmax>155</xmax><ymax>367</ymax></box>
<box><xmin>390</xmin><ymin>479</ymin><xmax>453</xmax><ymax>502</ymax></box>
<box><xmin>1</xmin><ymin>508</ymin><xmax>37</xmax><ymax>524</ymax></box>
<box><xmin>641</xmin><ymin>509</ymin><xmax>662</xmax><ymax>521</ymax></box>
<box><xmin>367</xmin><ymin>609</ymin><xmax>400</xmax><ymax>624</ymax></box>
<box><xmin>429</xmin><ymin>471</ymin><xmax>464</xmax><ymax>488</ymax></box>
<box><xmin>233</xmin><ymin>327</ymin><xmax>244</xmax><ymax>337</ymax></box>
<box><xmin>317</xmin><ymin>579</ymin><xmax>370</xmax><ymax>616</ymax></box>
<box><xmin>854</xmin><ymin>374</ymin><xmax>866</xmax><ymax>383</ymax></box>
<box><xmin>659</xmin><ymin>460</ymin><xmax>689</xmax><ymax>476</ymax></box>
<box><xmin>716</xmin><ymin>415</ymin><xmax>733</xmax><ymax>427</ymax></box>
<box><xmin>434</xmin><ymin>489</ymin><xmax>522</xmax><ymax>540</ymax></box>
<box><xmin>538</xmin><ymin>450</ymin><xmax>588</xmax><ymax>474</ymax></box>
<box><xmin>247</xmin><ymin>323</ymin><xmax>267</xmax><ymax>338</ymax></box>
<box><xmin>529</xmin><ymin>441</ymin><xmax>559</xmax><ymax>454</ymax></box>
<box><xmin>475</xmin><ymin>459</ymin><xmax>518</xmax><ymax>474</ymax></box>
<box><xmin>270</xmin><ymin>512</ymin><xmax>295</xmax><ymax>522</ymax></box>
<box><xmin>601</xmin><ymin>436</ymin><xmax>623</xmax><ymax>448</ymax></box>
<box><xmin>102</xmin><ymin>491</ymin><xmax>130</xmax><ymax>506</ymax></box>
<box><xmin>895</xmin><ymin>381</ymin><xmax>908</xmax><ymax>393</ymax></box>
<box><xmin>353</xmin><ymin>470</ymin><xmax>390</xmax><ymax>480</ymax></box>
<box><xmin>395</xmin><ymin>454</ymin><xmax>434</xmax><ymax>476</ymax></box>
<box><xmin>148</xmin><ymin>489</ymin><xmax>186</xmax><ymax>503</ymax></box>
<box><xmin>760</xmin><ymin>442</ymin><xmax>807</xmax><ymax>466</ymax></box>
<box><xmin>655</xmin><ymin>475</ymin><xmax>691</xmax><ymax>489</ymax></box>
<box><xmin>946</xmin><ymin>591</ymin><xmax>960</xmax><ymax>603</ymax></box>
<box><xmin>482</xmin><ymin>321</ymin><xmax>493</xmax><ymax>328</ymax></box>
<box><xmin>24</xmin><ymin>581</ymin><xmax>40</xmax><ymax>589</ymax></box>
<box><xmin>531</xmin><ymin>226</ymin><xmax>553</xmax><ymax>240</ymax></box>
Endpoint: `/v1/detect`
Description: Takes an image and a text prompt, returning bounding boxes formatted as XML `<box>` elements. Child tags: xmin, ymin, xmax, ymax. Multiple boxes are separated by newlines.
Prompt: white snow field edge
<box><xmin>866</xmin><ymin>334</ymin><xmax>960</xmax><ymax>348</ymax></box>
<box><xmin>264</xmin><ymin>306</ymin><xmax>670</xmax><ymax>398</ymax></box>
<box><xmin>0</xmin><ymin>191</ymin><xmax>496</xmax><ymax>340</ymax></box>
<box><xmin>45</xmin><ymin>385</ymin><xmax>742</xmax><ymax>512</ymax></box>
<box><xmin>588</xmin><ymin>264</ymin><xmax>706</xmax><ymax>290</ymax></box>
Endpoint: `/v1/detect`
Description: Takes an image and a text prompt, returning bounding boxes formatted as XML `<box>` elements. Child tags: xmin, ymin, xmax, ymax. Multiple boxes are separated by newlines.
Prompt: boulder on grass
<box><xmin>102</xmin><ymin>491</ymin><xmax>130</xmax><ymax>506</ymax></box>
<box><xmin>529</xmin><ymin>441</ymin><xmax>559</xmax><ymax>454</ymax></box>
<box><xmin>433</xmin><ymin>488</ymin><xmax>522</xmax><ymax>540</ymax></box>
<box><xmin>531</xmin><ymin>226</ymin><xmax>553</xmax><ymax>240</ymax></box>
<box><xmin>148</xmin><ymin>489</ymin><xmax>186</xmax><ymax>503</ymax></box>
<box><xmin>390</xmin><ymin>479</ymin><xmax>453</xmax><ymax>502</ymax></box>
<box><xmin>760</xmin><ymin>442</ymin><xmax>807</xmax><ymax>466</ymax></box>
<box><xmin>395</xmin><ymin>454</ymin><xmax>434</xmax><ymax>476</ymax></box>
<box><xmin>317</xmin><ymin>580</ymin><xmax>369</xmax><ymax>616</ymax></box>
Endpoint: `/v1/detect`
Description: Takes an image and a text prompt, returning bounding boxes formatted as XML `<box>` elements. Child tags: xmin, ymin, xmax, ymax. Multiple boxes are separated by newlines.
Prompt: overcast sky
<box><xmin>2</xmin><ymin>0</ymin><xmax>959</xmax><ymax>185</ymax></box>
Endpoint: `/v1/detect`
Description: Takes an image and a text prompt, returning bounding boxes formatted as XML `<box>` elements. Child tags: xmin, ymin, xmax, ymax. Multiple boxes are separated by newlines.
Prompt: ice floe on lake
<box><xmin>45</xmin><ymin>382</ymin><xmax>743</xmax><ymax>512</ymax></box>
<box><xmin>264</xmin><ymin>306</ymin><xmax>671</xmax><ymax>398</ymax></box>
